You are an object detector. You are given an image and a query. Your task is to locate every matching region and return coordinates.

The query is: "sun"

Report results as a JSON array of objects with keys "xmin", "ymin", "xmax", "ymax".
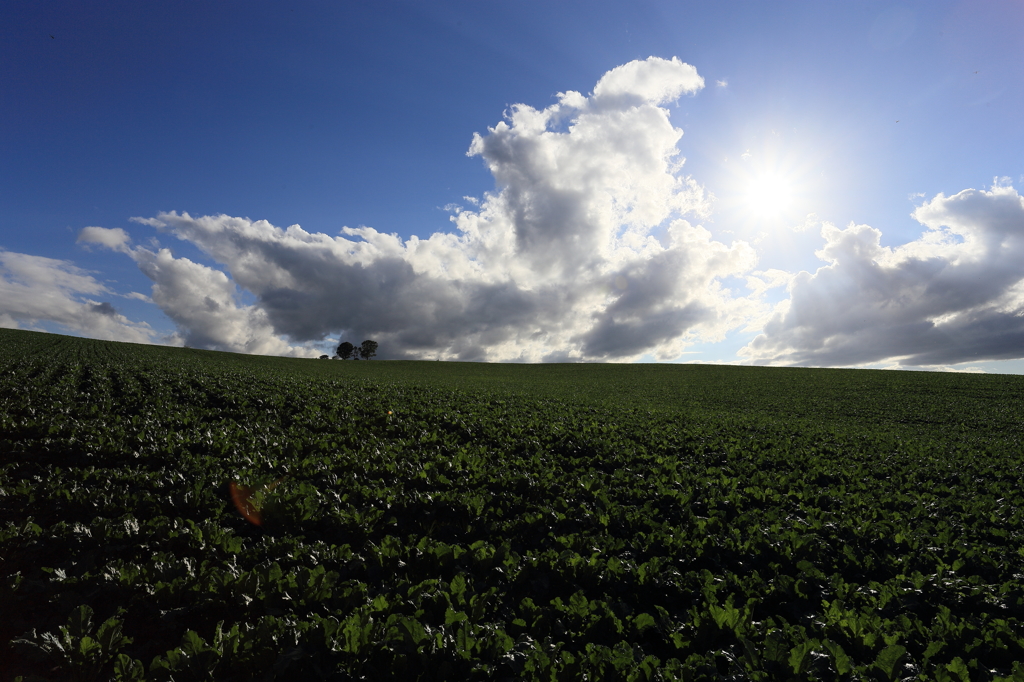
[
  {"xmin": 744, "ymin": 170, "xmax": 795, "ymax": 219},
  {"xmin": 717, "ymin": 141, "xmax": 817, "ymax": 232}
]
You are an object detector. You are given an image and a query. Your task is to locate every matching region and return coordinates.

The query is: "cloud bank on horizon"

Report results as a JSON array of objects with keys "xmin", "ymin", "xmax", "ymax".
[
  {"xmin": 744, "ymin": 182, "xmax": 1024, "ymax": 368},
  {"xmin": 6, "ymin": 56, "xmax": 1024, "ymax": 369}
]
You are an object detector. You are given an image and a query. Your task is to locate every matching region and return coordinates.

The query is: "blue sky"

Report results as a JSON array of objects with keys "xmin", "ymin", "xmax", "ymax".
[{"xmin": 3, "ymin": 1, "xmax": 1024, "ymax": 371}]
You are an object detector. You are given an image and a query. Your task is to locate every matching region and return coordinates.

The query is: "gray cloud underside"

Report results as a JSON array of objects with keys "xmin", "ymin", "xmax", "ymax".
[
  {"xmin": 80, "ymin": 57, "xmax": 759, "ymax": 361},
  {"xmin": 54, "ymin": 55, "xmax": 1024, "ymax": 370},
  {"xmin": 0, "ymin": 250, "xmax": 154, "ymax": 343},
  {"xmin": 742, "ymin": 184, "xmax": 1024, "ymax": 367}
]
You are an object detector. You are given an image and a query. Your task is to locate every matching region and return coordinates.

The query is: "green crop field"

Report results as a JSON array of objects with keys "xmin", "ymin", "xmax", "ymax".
[{"xmin": 1, "ymin": 327, "xmax": 1022, "ymax": 681}]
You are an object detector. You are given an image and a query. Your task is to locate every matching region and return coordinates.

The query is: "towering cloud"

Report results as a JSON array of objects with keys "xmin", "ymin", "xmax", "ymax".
[
  {"xmin": 51, "ymin": 57, "xmax": 1024, "ymax": 371},
  {"xmin": 741, "ymin": 183, "xmax": 1024, "ymax": 367},
  {"xmin": 84, "ymin": 57, "xmax": 758, "ymax": 360}
]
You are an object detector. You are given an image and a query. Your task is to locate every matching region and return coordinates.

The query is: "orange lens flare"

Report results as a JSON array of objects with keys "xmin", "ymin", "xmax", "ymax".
[
  {"xmin": 230, "ymin": 477, "xmax": 284, "ymax": 526},
  {"xmin": 230, "ymin": 481, "xmax": 262, "ymax": 525}
]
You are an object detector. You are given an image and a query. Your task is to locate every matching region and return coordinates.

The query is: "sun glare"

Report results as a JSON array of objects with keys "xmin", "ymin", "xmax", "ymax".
[
  {"xmin": 744, "ymin": 172, "xmax": 794, "ymax": 218},
  {"xmin": 718, "ymin": 142, "xmax": 817, "ymax": 232}
]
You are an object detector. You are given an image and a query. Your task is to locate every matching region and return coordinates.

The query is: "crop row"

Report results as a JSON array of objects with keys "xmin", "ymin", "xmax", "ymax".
[{"xmin": 1, "ymin": 329, "xmax": 1023, "ymax": 680}]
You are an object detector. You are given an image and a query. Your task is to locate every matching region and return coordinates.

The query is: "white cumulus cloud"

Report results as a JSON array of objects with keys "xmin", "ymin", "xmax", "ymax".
[
  {"xmin": 77, "ymin": 226, "xmax": 132, "ymax": 253},
  {"xmin": 79, "ymin": 226, "xmax": 316, "ymax": 356},
  {"xmin": 132, "ymin": 247, "xmax": 312, "ymax": 356},
  {"xmin": 0, "ymin": 250, "xmax": 154, "ymax": 343},
  {"xmin": 590, "ymin": 56, "xmax": 704, "ymax": 106},
  {"xmin": 36, "ymin": 56, "xmax": 1024, "ymax": 372},
  {"xmin": 89, "ymin": 57, "xmax": 762, "ymax": 361},
  {"xmin": 741, "ymin": 183, "xmax": 1024, "ymax": 367}
]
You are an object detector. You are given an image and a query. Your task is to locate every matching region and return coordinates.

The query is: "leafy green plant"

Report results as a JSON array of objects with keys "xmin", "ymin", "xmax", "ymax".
[
  {"xmin": 2, "ymin": 328, "xmax": 1024, "ymax": 680},
  {"xmin": 12, "ymin": 605, "xmax": 132, "ymax": 682}
]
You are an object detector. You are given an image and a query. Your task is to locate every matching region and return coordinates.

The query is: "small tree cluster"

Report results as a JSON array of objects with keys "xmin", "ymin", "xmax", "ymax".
[{"xmin": 336, "ymin": 340, "xmax": 378, "ymax": 360}]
